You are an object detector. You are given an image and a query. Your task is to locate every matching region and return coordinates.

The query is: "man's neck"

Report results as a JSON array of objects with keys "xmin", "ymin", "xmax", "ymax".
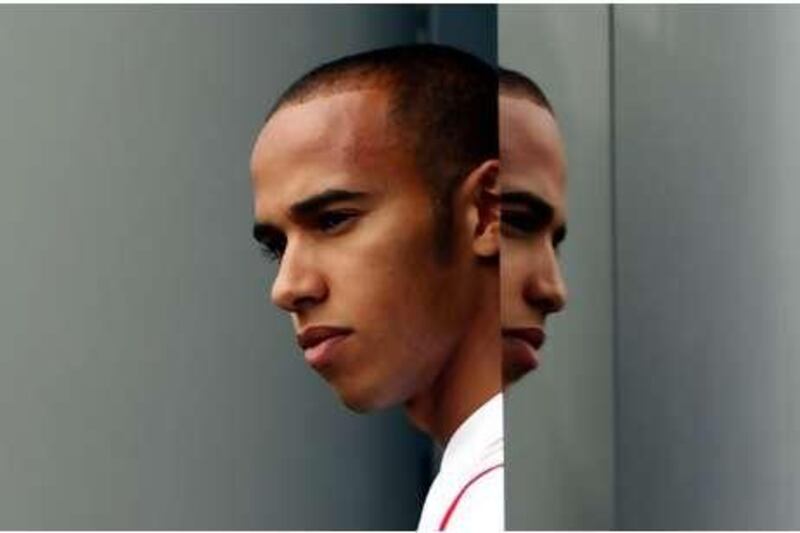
[{"xmin": 403, "ymin": 288, "xmax": 501, "ymax": 447}]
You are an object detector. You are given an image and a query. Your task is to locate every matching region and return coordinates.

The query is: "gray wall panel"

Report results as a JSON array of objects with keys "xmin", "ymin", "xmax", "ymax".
[
  {"xmin": 0, "ymin": 6, "xmax": 429, "ymax": 529},
  {"xmin": 615, "ymin": 6, "xmax": 800, "ymax": 529}
]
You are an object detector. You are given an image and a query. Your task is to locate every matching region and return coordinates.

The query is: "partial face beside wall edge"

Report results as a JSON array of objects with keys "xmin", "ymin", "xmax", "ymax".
[{"xmin": 500, "ymin": 93, "xmax": 569, "ymax": 386}]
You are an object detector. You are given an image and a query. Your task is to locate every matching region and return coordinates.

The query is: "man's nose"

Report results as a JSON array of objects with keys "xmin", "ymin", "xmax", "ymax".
[
  {"xmin": 270, "ymin": 244, "xmax": 327, "ymax": 313},
  {"xmin": 524, "ymin": 248, "xmax": 568, "ymax": 315}
]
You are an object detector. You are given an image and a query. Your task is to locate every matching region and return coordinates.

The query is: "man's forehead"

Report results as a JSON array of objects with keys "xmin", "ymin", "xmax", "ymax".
[
  {"xmin": 500, "ymin": 96, "xmax": 566, "ymax": 218},
  {"xmin": 251, "ymin": 89, "xmax": 413, "ymax": 191},
  {"xmin": 500, "ymin": 97, "xmax": 566, "ymax": 185},
  {"xmin": 501, "ymin": 96, "xmax": 564, "ymax": 160},
  {"xmin": 257, "ymin": 90, "xmax": 394, "ymax": 152},
  {"xmin": 250, "ymin": 89, "xmax": 417, "ymax": 223}
]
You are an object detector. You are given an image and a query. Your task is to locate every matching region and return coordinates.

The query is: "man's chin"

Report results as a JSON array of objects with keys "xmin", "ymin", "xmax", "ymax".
[
  {"xmin": 340, "ymin": 396, "xmax": 374, "ymax": 414},
  {"xmin": 503, "ymin": 361, "xmax": 535, "ymax": 388},
  {"xmin": 333, "ymin": 384, "xmax": 397, "ymax": 414}
]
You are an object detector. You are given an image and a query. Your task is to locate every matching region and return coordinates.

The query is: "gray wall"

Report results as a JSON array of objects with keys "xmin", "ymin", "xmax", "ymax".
[
  {"xmin": 0, "ymin": 6, "xmax": 430, "ymax": 529},
  {"xmin": 614, "ymin": 6, "xmax": 800, "ymax": 529},
  {"xmin": 499, "ymin": 6, "xmax": 615, "ymax": 530}
]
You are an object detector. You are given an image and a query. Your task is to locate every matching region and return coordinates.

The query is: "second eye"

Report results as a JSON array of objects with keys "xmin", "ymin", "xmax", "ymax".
[
  {"xmin": 501, "ymin": 210, "xmax": 541, "ymax": 235},
  {"xmin": 316, "ymin": 210, "xmax": 359, "ymax": 232}
]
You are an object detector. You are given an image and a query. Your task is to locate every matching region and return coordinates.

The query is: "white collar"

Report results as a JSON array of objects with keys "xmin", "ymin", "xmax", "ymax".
[{"xmin": 438, "ymin": 393, "xmax": 504, "ymax": 474}]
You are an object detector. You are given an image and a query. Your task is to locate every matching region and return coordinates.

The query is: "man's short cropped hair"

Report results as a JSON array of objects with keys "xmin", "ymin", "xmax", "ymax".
[
  {"xmin": 266, "ymin": 44, "xmax": 499, "ymax": 256},
  {"xmin": 498, "ymin": 66, "xmax": 554, "ymax": 114}
]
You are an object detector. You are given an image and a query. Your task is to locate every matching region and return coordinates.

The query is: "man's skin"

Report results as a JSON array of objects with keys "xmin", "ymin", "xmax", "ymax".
[
  {"xmin": 250, "ymin": 87, "xmax": 501, "ymax": 445},
  {"xmin": 500, "ymin": 94, "xmax": 568, "ymax": 386}
]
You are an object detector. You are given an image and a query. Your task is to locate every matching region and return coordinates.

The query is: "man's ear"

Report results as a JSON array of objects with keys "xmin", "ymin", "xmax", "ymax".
[{"xmin": 463, "ymin": 159, "xmax": 500, "ymax": 259}]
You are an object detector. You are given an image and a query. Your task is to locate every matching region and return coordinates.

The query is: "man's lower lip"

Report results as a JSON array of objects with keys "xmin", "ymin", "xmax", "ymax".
[
  {"xmin": 503, "ymin": 336, "xmax": 539, "ymax": 373},
  {"xmin": 304, "ymin": 334, "xmax": 350, "ymax": 369}
]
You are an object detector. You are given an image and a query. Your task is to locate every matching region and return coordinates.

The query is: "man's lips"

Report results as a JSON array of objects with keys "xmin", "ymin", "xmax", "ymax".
[
  {"xmin": 502, "ymin": 326, "xmax": 546, "ymax": 350},
  {"xmin": 296, "ymin": 326, "xmax": 352, "ymax": 350},
  {"xmin": 296, "ymin": 326, "xmax": 353, "ymax": 370},
  {"xmin": 502, "ymin": 326, "xmax": 546, "ymax": 379}
]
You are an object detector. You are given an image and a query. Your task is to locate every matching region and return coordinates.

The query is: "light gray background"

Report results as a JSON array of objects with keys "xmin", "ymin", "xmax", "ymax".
[
  {"xmin": 614, "ymin": 6, "xmax": 800, "ymax": 529},
  {"xmin": 499, "ymin": 5, "xmax": 615, "ymax": 530},
  {"xmin": 0, "ymin": 6, "xmax": 431, "ymax": 529}
]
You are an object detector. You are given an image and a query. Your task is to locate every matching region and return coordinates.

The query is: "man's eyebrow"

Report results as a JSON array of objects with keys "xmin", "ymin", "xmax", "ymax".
[
  {"xmin": 501, "ymin": 190, "xmax": 554, "ymax": 220},
  {"xmin": 290, "ymin": 189, "xmax": 368, "ymax": 218},
  {"xmin": 251, "ymin": 189, "xmax": 369, "ymax": 244}
]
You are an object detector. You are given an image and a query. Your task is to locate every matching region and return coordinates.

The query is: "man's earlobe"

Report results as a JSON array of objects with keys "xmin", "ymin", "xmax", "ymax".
[{"xmin": 467, "ymin": 159, "xmax": 500, "ymax": 259}]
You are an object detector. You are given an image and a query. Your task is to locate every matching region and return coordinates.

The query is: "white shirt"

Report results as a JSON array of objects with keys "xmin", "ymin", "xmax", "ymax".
[{"xmin": 417, "ymin": 393, "xmax": 504, "ymax": 531}]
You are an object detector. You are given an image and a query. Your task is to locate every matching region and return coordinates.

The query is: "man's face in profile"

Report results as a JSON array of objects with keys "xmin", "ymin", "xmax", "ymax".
[
  {"xmin": 250, "ymin": 89, "xmax": 476, "ymax": 412},
  {"xmin": 500, "ymin": 95, "xmax": 568, "ymax": 385}
]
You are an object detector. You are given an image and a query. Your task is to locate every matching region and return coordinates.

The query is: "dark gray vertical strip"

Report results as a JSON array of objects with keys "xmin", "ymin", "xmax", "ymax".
[
  {"xmin": 607, "ymin": 4, "xmax": 621, "ymax": 530},
  {"xmin": 416, "ymin": 5, "xmax": 433, "ymax": 44},
  {"xmin": 428, "ymin": 4, "xmax": 498, "ymax": 66}
]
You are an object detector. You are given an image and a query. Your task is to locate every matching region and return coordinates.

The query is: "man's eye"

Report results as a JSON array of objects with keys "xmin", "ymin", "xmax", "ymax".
[
  {"xmin": 258, "ymin": 240, "xmax": 285, "ymax": 263},
  {"xmin": 316, "ymin": 211, "xmax": 357, "ymax": 232},
  {"xmin": 501, "ymin": 210, "xmax": 540, "ymax": 234}
]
